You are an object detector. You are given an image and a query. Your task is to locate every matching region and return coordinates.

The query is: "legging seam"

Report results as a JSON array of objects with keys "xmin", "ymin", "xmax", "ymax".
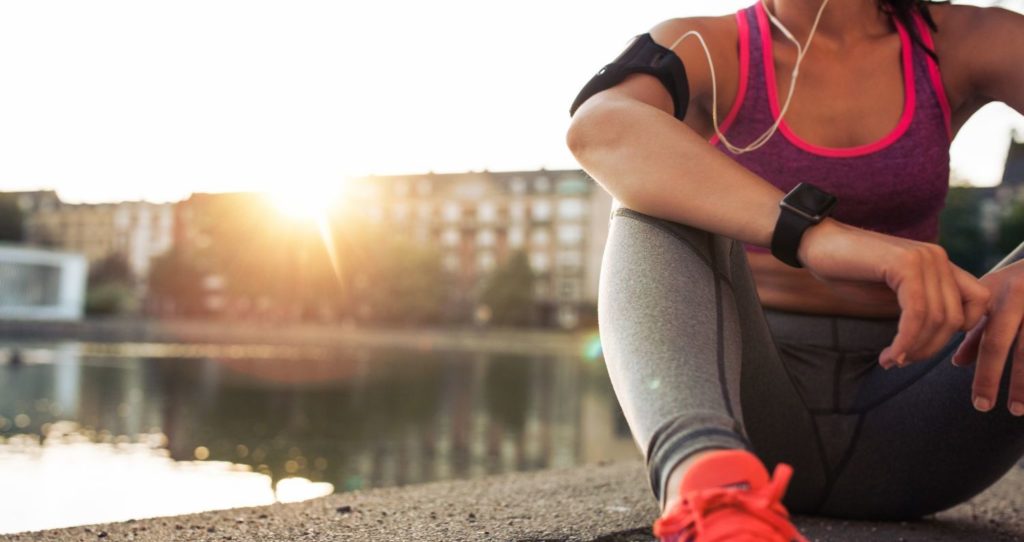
[
  {"xmin": 611, "ymin": 208, "xmax": 735, "ymax": 289},
  {"xmin": 770, "ymin": 346, "xmax": 833, "ymax": 491},
  {"xmin": 710, "ymin": 234, "xmax": 736, "ymax": 419},
  {"xmin": 816, "ymin": 413, "xmax": 867, "ymax": 514}
]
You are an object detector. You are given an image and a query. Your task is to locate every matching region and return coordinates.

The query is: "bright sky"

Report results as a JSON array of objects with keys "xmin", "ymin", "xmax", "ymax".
[{"xmin": 0, "ymin": 0, "xmax": 1021, "ymax": 203}]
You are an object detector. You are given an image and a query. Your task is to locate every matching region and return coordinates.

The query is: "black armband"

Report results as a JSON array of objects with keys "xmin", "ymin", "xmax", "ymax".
[{"xmin": 568, "ymin": 33, "xmax": 690, "ymax": 122}]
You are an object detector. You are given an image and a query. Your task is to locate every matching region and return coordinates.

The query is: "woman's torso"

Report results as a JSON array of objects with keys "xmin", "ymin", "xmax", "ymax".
[{"xmin": 699, "ymin": 2, "xmax": 957, "ymax": 318}]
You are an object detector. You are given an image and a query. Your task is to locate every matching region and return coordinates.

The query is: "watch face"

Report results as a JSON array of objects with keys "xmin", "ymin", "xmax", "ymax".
[{"xmin": 782, "ymin": 183, "xmax": 837, "ymax": 221}]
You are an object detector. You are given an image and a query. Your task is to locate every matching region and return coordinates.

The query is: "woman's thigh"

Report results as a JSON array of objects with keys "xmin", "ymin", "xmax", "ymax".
[{"xmin": 817, "ymin": 332, "xmax": 1024, "ymax": 519}]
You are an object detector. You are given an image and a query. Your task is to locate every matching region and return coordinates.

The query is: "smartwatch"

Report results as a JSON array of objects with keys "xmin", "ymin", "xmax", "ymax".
[{"xmin": 770, "ymin": 182, "xmax": 838, "ymax": 268}]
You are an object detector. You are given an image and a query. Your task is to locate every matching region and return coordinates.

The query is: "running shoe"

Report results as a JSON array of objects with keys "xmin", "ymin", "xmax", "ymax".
[{"xmin": 652, "ymin": 449, "xmax": 807, "ymax": 542}]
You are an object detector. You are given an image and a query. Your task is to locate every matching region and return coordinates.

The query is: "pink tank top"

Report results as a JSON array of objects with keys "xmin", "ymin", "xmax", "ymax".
[{"xmin": 713, "ymin": 3, "xmax": 953, "ymax": 254}]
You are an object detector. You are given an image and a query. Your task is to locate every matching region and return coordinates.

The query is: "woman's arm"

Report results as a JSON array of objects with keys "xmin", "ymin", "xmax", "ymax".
[
  {"xmin": 565, "ymin": 18, "xmax": 786, "ymax": 247},
  {"xmin": 939, "ymin": 5, "xmax": 1024, "ymax": 412},
  {"xmin": 950, "ymin": 6, "xmax": 1024, "ymax": 115},
  {"xmin": 566, "ymin": 16, "xmax": 988, "ymax": 369}
]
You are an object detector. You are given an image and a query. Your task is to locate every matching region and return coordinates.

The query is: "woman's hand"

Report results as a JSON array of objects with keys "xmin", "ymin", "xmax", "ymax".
[
  {"xmin": 952, "ymin": 260, "xmax": 1024, "ymax": 414},
  {"xmin": 797, "ymin": 219, "xmax": 991, "ymax": 369}
]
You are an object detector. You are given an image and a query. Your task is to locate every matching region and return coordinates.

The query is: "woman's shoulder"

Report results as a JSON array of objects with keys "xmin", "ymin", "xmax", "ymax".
[
  {"xmin": 925, "ymin": 3, "xmax": 1023, "ymax": 116},
  {"xmin": 927, "ymin": 2, "xmax": 1022, "ymax": 49},
  {"xmin": 646, "ymin": 13, "xmax": 742, "ymax": 126},
  {"xmin": 647, "ymin": 14, "xmax": 738, "ymax": 54}
]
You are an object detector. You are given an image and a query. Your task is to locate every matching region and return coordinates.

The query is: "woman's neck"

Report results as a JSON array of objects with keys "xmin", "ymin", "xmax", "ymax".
[{"xmin": 766, "ymin": 0, "xmax": 894, "ymax": 47}]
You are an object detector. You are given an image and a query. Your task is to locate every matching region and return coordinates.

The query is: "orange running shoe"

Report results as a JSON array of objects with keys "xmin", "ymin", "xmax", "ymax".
[{"xmin": 652, "ymin": 449, "xmax": 807, "ymax": 542}]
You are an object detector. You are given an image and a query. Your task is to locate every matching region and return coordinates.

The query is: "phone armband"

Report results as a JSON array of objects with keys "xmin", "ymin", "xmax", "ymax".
[{"xmin": 569, "ymin": 32, "xmax": 689, "ymax": 122}]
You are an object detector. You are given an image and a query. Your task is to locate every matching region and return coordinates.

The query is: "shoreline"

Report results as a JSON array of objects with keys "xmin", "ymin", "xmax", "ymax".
[{"xmin": 0, "ymin": 318, "xmax": 595, "ymax": 356}]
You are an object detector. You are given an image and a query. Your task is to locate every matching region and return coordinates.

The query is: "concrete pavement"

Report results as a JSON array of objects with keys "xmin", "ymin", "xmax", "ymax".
[{"xmin": 5, "ymin": 460, "xmax": 1024, "ymax": 541}]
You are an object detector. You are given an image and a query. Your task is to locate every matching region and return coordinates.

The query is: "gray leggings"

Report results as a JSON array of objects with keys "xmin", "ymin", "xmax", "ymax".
[{"xmin": 599, "ymin": 207, "xmax": 1024, "ymax": 520}]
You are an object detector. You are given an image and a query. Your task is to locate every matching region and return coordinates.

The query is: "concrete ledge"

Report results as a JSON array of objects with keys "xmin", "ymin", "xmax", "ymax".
[{"xmin": 6, "ymin": 461, "xmax": 1024, "ymax": 541}]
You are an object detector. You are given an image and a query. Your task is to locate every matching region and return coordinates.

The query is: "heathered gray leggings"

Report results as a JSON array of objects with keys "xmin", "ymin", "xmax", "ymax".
[{"xmin": 599, "ymin": 206, "xmax": 1024, "ymax": 520}]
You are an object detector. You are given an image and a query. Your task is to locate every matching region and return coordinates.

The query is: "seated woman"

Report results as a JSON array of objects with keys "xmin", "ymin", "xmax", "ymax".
[{"xmin": 565, "ymin": 0, "xmax": 1024, "ymax": 540}]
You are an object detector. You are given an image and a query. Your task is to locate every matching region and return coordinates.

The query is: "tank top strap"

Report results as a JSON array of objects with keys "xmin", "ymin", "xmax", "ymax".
[
  {"xmin": 710, "ymin": 4, "xmax": 778, "ymax": 148},
  {"xmin": 908, "ymin": 10, "xmax": 953, "ymax": 138}
]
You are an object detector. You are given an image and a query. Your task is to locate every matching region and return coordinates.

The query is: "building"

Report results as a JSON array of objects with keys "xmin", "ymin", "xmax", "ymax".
[
  {"xmin": 0, "ymin": 245, "xmax": 88, "ymax": 320},
  {"xmin": 25, "ymin": 201, "xmax": 175, "ymax": 285},
  {"xmin": 5, "ymin": 190, "xmax": 62, "ymax": 215},
  {"xmin": 345, "ymin": 169, "xmax": 613, "ymax": 329}
]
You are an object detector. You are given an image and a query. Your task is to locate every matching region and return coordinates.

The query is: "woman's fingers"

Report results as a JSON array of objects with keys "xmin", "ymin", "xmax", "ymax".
[
  {"xmin": 952, "ymin": 265, "xmax": 991, "ymax": 331},
  {"xmin": 972, "ymin": 281, "xmax": 1024, "ymax": 412},
  {"xmin": 1007, "ymin": 318, "xmax": 1024, "ymax": 416},
  {"xmin": 884, "ymin": 246, "xmax": 970, "ymax": 367},
  {"xmin": 952, "ymin": 315, "xmax": 987, "ymax": 366},
  {"xmin": 881, "ymin": 254, "xmax": 927, "ymax": 368},
  {"xmin": 909, "ymin": 247, "xmax": 967, "ymax": 363}
]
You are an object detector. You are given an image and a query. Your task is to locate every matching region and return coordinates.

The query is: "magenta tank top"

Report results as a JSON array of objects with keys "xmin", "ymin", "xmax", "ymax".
[{"xmin": 713, "ymin": 3, "xmax": 953, "ymax": 254}]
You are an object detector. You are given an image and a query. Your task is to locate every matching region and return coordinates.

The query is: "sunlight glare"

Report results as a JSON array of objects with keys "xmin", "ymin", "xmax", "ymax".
[{"xmin": 266, "ymin": 180, "xmax": 343, "ymax": 221}]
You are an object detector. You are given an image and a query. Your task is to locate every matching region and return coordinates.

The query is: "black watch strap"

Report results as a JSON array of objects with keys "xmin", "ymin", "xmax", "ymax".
[
  {"xmin": 770, "ymin": 183, "xmax": 838, "ymax": 268},
  {"xmin": 770, "ymin": 208, "xmax": 813, "ymax": 268}
]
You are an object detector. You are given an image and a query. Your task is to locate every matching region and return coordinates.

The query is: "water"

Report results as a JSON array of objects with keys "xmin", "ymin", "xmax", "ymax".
[{"xmin": 0, "ymin": 340, "xmax": 638, "ymax": 534}]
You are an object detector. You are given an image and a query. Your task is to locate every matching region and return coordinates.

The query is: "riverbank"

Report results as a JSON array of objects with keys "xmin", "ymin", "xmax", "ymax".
[
  {"xmin": 0, "ymin": 318, "xmax": 592, "ymax": 356},
  {"xmin": 6, "ymin": 460, "xmax": 1024, "ymax": 541}
]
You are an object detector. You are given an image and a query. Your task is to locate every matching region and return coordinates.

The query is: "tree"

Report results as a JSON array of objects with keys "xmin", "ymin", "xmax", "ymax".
[
  {"xmin": 479, "ymin": 250, "xmax": 536, "ymax": 326},
  {"xmin": 998, "ymin": 201, "xmax": 1024, "ymax": 264},
  {"xmin": 88, "ymin": 253, "xmax": 134, "ymax": 287},
  {"xmin": 348, "ymin": 235, "xmax": 448, "ymax": 325},
  {"xmin": 0, "ymin": 195, "xmax": 24, "ymax": 242},
  {"xmin": 939, "ymin": 187, "xmax": 988, "ymax": 276},
  {"xmin": 148, "ymin": 248, "xmax": 207, "ymax": 316},
  {"xmin": 85, "ymin": 253, "xmax": 137, "ymax": 316}
]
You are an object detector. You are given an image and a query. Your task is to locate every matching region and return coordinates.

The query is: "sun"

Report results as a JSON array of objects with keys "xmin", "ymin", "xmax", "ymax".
[{"xmin": 266, "ymin": 181, "xmax": 342, "ymax": 221}]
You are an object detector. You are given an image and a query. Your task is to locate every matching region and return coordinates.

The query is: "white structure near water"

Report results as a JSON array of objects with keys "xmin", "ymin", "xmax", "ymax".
[{"xmin": 0, "ymin": 245, "xmax": 87, "ymax": 320}]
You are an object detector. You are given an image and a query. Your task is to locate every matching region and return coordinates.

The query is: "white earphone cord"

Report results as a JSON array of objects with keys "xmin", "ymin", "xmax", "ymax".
[{"xmin": 668, "ymin": 0, "xmax": 831, "ymax": 155}]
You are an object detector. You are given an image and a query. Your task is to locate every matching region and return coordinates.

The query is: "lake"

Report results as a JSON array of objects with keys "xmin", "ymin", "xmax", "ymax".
[{"xmin": 0, "ymin": 339, "xmax": 639, "ymax": 534}]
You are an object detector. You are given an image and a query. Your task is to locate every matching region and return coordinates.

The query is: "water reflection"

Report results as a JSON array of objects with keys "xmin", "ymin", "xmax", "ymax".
[{"xmin": 0, "ymin": 341, "xmax": 636, "ymax": 533}]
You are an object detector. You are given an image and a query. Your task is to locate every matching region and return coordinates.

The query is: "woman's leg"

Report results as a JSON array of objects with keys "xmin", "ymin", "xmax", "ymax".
[
  {"xmin": 598, "ymin": 206, "xmax": 821, "ymax": 510},
  {"xmin": 807, "ymin": 242, "xmax": 1024, "ymax": 519}
]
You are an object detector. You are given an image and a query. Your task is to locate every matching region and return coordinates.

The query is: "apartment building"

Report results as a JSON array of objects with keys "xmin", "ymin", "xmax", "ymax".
[
  {"xmin": 25, "ymin": 201, "xmax": 175, "ymax": 284},
  {"xmin": 345, "ymin": 169, "xmax": 613, "ymax": 329}
]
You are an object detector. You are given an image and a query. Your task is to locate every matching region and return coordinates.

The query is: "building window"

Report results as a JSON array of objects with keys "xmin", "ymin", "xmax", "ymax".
[
  {"xmin": 558, "ymin": 279, "xmax": 580, "ymax": 301},
  {"xmin": 418, "ymin": 203, "xmax": 433, "ymax": 220},
  {"xmin": 395, "ymin": 179, "xmax": 409, "ymax": 197},
  {"xmin": 442, "ymin": 228, "xmax": 460, "ymax": 247},
  {"xmin": 530, "ymin": 228, "xmax": 550, "ymax": 246},
  {"xmin": 510, "ymin": 177, "xmax": 527, "ymax": 195},
  {"xmin": 478, "ymin": 251, "xmax": 496, "ymax": 272},
  {"xmin": 508, "ymin": 227, "xmax": 525, "ymax": 248},
  {"xmin": 443, "ymin": 253, "xmax": 459, "ymax": 272},
  {"xmin": 530, "ymin": 251, "xmax": 550, "ymax": 272},
  {"xmin": 443, "ymin": 202, "xmax": 461, "ymax": 222},
  {"xmin": 557, "ymin": 224, "xmax": 583, "ymax": 245},
  {"xmin": 367, "ymin": 206, "xmax": 383, "ymax": 223},
  {"xmin": 557, "ymin": 198, "xmax": 585, "ymax": 220},
  {"xmin": 509, "ymin": 201, "xmax": 527, "ymax": 222},
  {"xmin": 534, "ymin": 175, "xmax": 551, "ymax": 193},
  {"xmin": 556, "ymin": 176, "xmax": 590, "ymax": 195},
  {"xmin": 416, "ymin": 178, "xmax": 432, "ymax": 196},
  {"xmin": 478, "ymin": 202, "xmax": 497, "ymax": 223},
  {"xmin": 556, "ymin": 250, "xmax": 583, "ymax": 268},
  {"xmin": 477, "ymin": 229, "xmax": 496, "ymax": 247},
  {"xmin": 531, "ymin": 200, "xmax": 552, "ymax": 221}
]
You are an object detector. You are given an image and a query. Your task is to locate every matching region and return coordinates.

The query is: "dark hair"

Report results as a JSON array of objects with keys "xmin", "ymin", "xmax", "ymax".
[{"xmin": 878, "ymin": 0, "xmax": 949, "ymax": 61}]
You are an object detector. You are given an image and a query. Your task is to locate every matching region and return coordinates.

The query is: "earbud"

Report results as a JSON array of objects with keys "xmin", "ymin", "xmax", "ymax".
[{"xmin": 668, "ymin": 0, "xmax": 831, "ymax": 155}]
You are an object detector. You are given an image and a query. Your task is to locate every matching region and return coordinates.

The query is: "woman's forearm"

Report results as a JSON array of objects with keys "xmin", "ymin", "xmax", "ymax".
[{"xmin": 566, "ymin": 96, "xmax": 786, "ymax": 248}]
